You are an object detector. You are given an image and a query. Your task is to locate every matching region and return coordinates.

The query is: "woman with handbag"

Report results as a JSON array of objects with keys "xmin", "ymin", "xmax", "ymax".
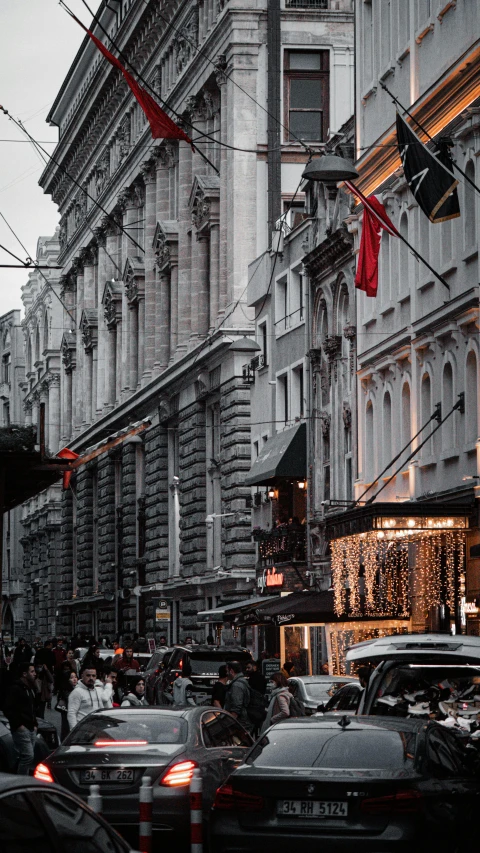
[{"xmin": 56, "ymin": 670, "xmax": 78, "ymax": 741}]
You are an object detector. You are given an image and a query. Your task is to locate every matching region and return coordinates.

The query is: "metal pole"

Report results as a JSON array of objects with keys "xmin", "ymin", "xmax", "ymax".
[
  {"xmin": 190, "ymin": 768, "xmax": 203, "ymax": 853},
  {"xmin": 87, "ymin": 784, "xmax": 102, "ymax": 814},
  {"xmin": 139, "ymin": 776, "xmax": 153, "ymax": 853}
]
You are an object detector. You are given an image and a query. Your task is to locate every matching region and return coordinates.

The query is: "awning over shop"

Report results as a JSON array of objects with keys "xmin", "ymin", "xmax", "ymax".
[
  {"xmin": 243, "ymin": 422, "xmax": 306, "ymax": 487},
  {"xmin": 235, "ymin": 590, "xmax": 337, "ymax": 626},
  {"xmin": 197, "ymin": 594, "xmax": 281, "ymax": 624},
  {"xmin": 324, "ymin": 499, "xmax": 474, "ymax": 541}
]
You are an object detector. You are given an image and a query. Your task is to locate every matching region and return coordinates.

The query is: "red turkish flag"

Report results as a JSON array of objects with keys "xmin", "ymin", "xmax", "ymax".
[
  {"xmin": 345, "ymin": 182, "xmax": 399, "ymax": 298},
  {"xmin": 74, "ymin": 15, "xmax": 193, "ymax": 148},
  {"xmin": 57, "ymin": 446, "xmax": 79, "ymax": 490}
]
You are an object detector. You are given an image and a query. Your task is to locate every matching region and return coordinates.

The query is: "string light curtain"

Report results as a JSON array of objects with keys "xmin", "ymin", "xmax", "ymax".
[{"xmin": 331, "ymin": 529, "xmax": 465, "ymax": 619}]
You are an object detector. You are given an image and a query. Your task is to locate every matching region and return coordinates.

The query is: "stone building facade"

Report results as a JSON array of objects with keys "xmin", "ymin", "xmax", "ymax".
[
  {"xmin": 20, "ymin": 233, "xmax": 64, "ymax": 640},
  {"xmin": 0, "ymin": 310, "xmax": 26, "ymax": 639},
  {"xmin": 29, "ymin": 0, "xmax": 352, "ymax": 643},
  {"xmin": 322, "ymin": 0, "xmax": 480, "ymax": 638}
]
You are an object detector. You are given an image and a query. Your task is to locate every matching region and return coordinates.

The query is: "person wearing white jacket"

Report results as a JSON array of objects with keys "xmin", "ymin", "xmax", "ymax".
[{"xmin": 67, "ymin": 667, "xmax": 113, "ymax": 731}]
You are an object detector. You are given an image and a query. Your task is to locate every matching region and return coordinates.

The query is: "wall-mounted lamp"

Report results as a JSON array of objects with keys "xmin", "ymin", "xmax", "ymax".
[
  {"xmin": 267, "ymin": 488, "xmax": 277, "ymax": 500},
  {"xmin": 297, "ymin": 481, "xmax": 306, "ymax": 490}
]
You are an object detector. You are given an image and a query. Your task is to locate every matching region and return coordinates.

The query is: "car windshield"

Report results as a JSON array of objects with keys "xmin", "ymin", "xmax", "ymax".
[
  {"xmin": 145, "ymin": 652, "xmax": 163, "ymax": 672},
  {"xmin": 303, "ymin": 682, "xmax": 350, "ymax": 700},
  {"xmin": 248, "ymin": 727, "xmax": 417, "ymax": 770},
  {"xmin": 64, "ymin": 713, "xmax": 188, "ymax": 746},
  {"xmin": 371, "ymin": 664, "xmax": 480, "ymax": 718},
  {"xmin": 189, "ymin": 654, "xmax": 251, "ymax": 676}
]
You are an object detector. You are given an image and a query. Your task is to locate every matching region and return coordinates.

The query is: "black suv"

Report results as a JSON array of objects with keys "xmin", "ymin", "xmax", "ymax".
[{"xmin": 155, "ymin": 645, "xmax": 252, "ymax": 705}]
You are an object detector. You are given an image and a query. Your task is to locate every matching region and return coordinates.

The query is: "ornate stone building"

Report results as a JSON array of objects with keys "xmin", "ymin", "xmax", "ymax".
[
  {"xmin": 29, "ymin": 0, "xmax": 350, "ymax": 643},
  {"xmin": 0, "ymin": 310, "xmax": 26, "ymax": 639},
  {"xmin": 20, "ymin": 233, "xmax": 64, "ymax": 640}
]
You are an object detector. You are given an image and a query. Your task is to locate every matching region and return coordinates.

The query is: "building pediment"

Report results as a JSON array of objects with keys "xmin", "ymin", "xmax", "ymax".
[
  {"xmin": 80, "ymin": 309, "xmax": 98, "ymax": 351},
  {"xmin": 153, "ymin": 221, "xmax": 178, "ymax": 271},
  {"xmin": 102, "ymin": 281, "xmax": 123, "ymax": 328},
  {"xmin": 123, "ymin": 257, "xmax": 145, "ymax": 303},
  {"xmin": 189, "ymin": 175, "xmax": 220, "ymax": 233}
]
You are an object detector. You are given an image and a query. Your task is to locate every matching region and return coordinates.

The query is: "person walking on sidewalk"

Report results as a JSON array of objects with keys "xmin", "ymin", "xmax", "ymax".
[
  {"xmin": 67, "ymin": 667, "xmax": 113, "ymax": 731},
  {"xmin": 3, "ymin": 662, "xmax": 38, "ymax": 774},
  {"xmin": 224, "ymin": 662, "xmax": 253, "ymax": 732}
]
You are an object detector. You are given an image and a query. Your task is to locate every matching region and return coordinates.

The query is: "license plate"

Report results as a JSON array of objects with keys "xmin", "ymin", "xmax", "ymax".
[
  {"xmin": 80, "ymin": 768, "xmax": 135, "ymax": 784},
  {"xmin": 278, "ymin": 800, "xmax": 347, "ymax": 818}
]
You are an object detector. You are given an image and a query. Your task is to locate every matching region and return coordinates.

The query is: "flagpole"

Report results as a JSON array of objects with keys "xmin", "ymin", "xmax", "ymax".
[
  {"xmin": 68, "ymin": 0, "xmax": 219, "ymax": 175},
  {"xmin": 347, "ymin": 181, "xmax": 451, "ymax": 294},
  {"xmin": 379, "ymin": 80, "xmax": 480, "ymax": 197}
]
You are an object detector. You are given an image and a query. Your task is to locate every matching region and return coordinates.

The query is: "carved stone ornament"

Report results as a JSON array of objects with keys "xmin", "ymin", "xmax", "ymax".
[
  {"xmin": 342, "ymin": 402, "xmax": 352, "ymax": 430},
  {"xmin": 153, "ymin": 221, "xmax": 178, "ymax": 271},
  {"xmin": 61, "ymin": 332, "xmax": 76, "ymax": 373},
  {"xmin": 80, "ymin": 310, "xmax": 98, "ymax": 352},
  {"xmin": 324, "ymin": 335, "xmax": 342, "ymax": 363},
  {"xmin": 117, "ymin": 115, "xmax": 131, "ymax": 163},
  {"xmin": 140, "ymin": 158, "xmax": 156, "ymax": 185},
  {"xmin": 132, "ymin": 181, "xmax": 145, "ymax": 209},
  {"xmin": 174, "ymin": 9, "xmax": 198, "ymax": 75},
  {"xmin": 58, "ymin": 220, "xmax": 67, "ymax": 251},
  {"xmin": 343, "ymin": 324, "xmax": 356, "ymax": 343},
  {"xmin": 213, "ymin": 53, "xmax": 227, "ymax": 85},
  {"xmin": 320, "ymin": 411, "xmax": 331, "ymax": 436},
  {"xmin": 92, "ymin": 226, "xmax": 107, "ymax": 248},
  {"xmin": 123, "ymin": 257, "xmax": 145, "ymax": 304},
  {"xmin": 158, "ymin": 398, "xmax": 170, "ymax": 424},
  {"xmin": 116, "ymin": 187, "xmax": 132, "ymax": 212},
  {"xmin": 308, "ymin": 348, "xmax": 322, "ymax": 372},
  {"xmin": 189, "ymin": 175, "xmax": 220, "ymax": 234},
  {"xmin": 102, "ymin": 282, "xmax": 123, "ymax": 328},
  {"xmin": 95, "ymin": 149, "xmax": 110, "ymax": 197}
]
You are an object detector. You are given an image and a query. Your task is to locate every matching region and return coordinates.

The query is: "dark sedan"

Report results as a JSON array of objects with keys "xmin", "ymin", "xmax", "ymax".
[
  {"xmin": 210, "ymin": 716, "xmax": 479, "ymax": 853},
  {"xmin": 0, "ymin": 771, "xmax": 137, "ymax": 852},
  {"xmin": 35, "ymin": 705, "xmax": 253, "ymax": 849}
]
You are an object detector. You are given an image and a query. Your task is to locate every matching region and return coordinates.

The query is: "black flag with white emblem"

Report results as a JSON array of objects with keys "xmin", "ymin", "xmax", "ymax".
[{"xmin": 396, "ymin": 111, "xmax": 460, "ymax": 223}]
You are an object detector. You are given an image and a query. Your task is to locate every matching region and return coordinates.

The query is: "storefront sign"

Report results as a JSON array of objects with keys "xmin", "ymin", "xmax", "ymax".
[
  {"xmin": 262, "ymin": 658, "xmax": 280, "ymax": 679},
  {"xmin": 257, "ymin": 567, "xmax": 284, "ymax": 592},
  {"xmin": 156, "ymin": 599, "xmax": 171, "ymax": 623}
]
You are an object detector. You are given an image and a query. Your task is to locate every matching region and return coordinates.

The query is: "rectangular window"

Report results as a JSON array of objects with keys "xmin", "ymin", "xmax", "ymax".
[
  {"xmin": 292, "ymin": 365, "xmax": 304, "ymax": 420},
  {"xmin": 92, "ymin": 469, "xmax": 99, "ymax": 594},
  {"xmin": 277, "ymin": 374, "xmax": 289, "ymax": 424},
  {"xmin": 290, "ymin": 268, "xmax": 304, "ymax": 325},
  {"xmin": 283, "ymin": 197, "xmax": 307, "ymax": 231},
  {"xmin": 275, "ymin": 276, "xmax": 288, "ymax": 333},
  {"xmin": 258, "ymin": 321, "xmax": 268, "ymax": 367},
  {"xmin": 2, "ymin": 354, "xmax": 11, "ymax": 384},
  {"xmin": 284, "ymin": 50, "xmax": 329, "ymax": 143}
]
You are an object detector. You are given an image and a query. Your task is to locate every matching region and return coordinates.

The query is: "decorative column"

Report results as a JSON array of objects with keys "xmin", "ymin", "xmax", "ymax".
[
  {"xmin": 190, "ymin": 179, "xmax": 220, "ymax": 335},
  {"xmin": 73, "ymin": 257, "xmax": 85, "ymax": 430},
  {"xmin": 117, "ymin": 188, "xmax": 133, "ymax": 397},
  {"xmin": 194, "ymin": 235, "xmax": 209, "ymax": 337},
  {"xmin": 140, "ymin": 158, "xmax": 157, "ymax": 383},
  {"xmin": 23, "ymin": 399, "xmax": 32, "ymax": 427},
  {"xmin": 61, "ymin": 333, "xmax": 76, "ymax": 441},
  {"xmin": 177, "ymin": 135, "xmax": 193, "ymax": 354},
  {"xmin": 153, "ymin": 222, "xmax": 178, "ymax": 369},
  {"xmin": 93, "ymin": 226, "xmax": 107, "ymax": 415},
  {"xmin": 80, "ymin": 311, "xmax": 98, "ymax": 427},
  {"xmin": 47, "ymin": 374, "xmax": 60, "ymax": 455},
  {"xmin": 209, "ymin": 223, "xmax": 220, "ymax": 330},
  {"xmin": 214, "ymin": 55, "xmax": 228, "ymax": 316},
  {"xmin": 103, "ymin": 284, "xmax": 122, "ymax": 410},
  {"xmin": 169, "ymin": 260, "xmax": 178, "ymax": 361}
]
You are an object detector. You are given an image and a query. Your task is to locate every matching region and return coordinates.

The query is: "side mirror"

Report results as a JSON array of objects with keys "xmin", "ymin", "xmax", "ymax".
[{"xmin": 317, "ymin": 703, "xmax": 326, "ymax": 713}]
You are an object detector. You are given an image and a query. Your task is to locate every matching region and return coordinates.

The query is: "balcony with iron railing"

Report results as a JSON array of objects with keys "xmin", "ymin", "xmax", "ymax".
[{"xmin": 253, "ymin": 525, "xmax": 306, "ymax": 566}]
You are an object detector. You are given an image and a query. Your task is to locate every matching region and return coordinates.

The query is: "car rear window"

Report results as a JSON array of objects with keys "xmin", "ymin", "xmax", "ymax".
[
  {"xmin": 248, "ymin": 728, "xmax": 416, "ymax": 770},
  {"xmin": 303, "ymin": 682, "xmax": 350, "ymax": 700},
  {"xmin": 189, "ymin": 654, "xmax": 251, "ymax": 676},
  {"xmin": 64, "ymin": 713, "xmax": 188, "ymax": 746}
]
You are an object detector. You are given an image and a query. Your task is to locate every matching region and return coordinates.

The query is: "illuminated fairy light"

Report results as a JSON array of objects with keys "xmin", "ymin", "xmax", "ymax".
[{"xmin": 331, "ymin": 525, "xmax": 466, "ymax": 619}]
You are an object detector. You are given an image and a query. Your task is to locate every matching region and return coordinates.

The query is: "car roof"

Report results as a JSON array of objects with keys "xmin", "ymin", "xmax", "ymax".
[
  {"xmin": 290, "ymin": 675, "xmax": 358, "ymax": 683},
  {"xmin": 346, "ymin": 633, "xmax": 480, "ymax": 664},
  {"xmin": 173, "ymin": 645, "xmax": 251, "ymax": 655},
  {"xmin": 271, "ymin": 715, "xmax": 427, "ymax": 733},
  {"xmin": 85, "ymin": 705, "xmax": 218, "ymax": 720}
]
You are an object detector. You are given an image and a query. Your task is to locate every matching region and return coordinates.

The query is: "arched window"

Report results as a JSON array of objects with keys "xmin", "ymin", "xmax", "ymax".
[
  {"xmin": 421, "ymin": 373, "xmax": 432, "ymax": 456},
  {"xmin": 399, "ymin": 213, "xmax": 408, "ymax": 293},
  {"xmin": 43, "ymin": 311, "xmax": 49, "ymax": 353},
  {"xmin": 465, "ymin": 161, "xmax": 476, "ymax": 249},
  {"xmin": 380, "ymin": 231, "xmax": 390, "ymax": 300},
  {"xmin": 466, "ymin": 350, "xmax": 478, "ymax": 444},
  {"xmin": 26, "ymin": 336, "xmax": 32, "ymax": 374},
  {"xmin": 401, "ymin": 382, "xmax": 411, "ymax": 450},
  {"xmin": 320, "ymin": 301, "xmax": 328, "ymax": 345},
  {"xmin": 365, "ymin": 400, "xmax": 374, "ymax": 481},
  {"xmin": 442, "ymin": 362, "xmax": 454, "ymax": 449},
  {"xmin": 383, "ymin": 391, "xmax": 392, "ymax": 469},
  {"xmin": 34, "ymin": 326, "xmax": 40, "ymax": 365}
]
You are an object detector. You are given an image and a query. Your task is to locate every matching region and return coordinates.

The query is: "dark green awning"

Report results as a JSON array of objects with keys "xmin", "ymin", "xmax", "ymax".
[{"xmin": 243, "ymin": 422, "xmax": 306, "ymax": 487}]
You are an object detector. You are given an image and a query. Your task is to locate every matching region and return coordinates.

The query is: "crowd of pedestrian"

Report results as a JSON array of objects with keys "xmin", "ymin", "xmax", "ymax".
[{"xmin": 0, "ymin": 633, "xmax": 151, "ymax": 775}]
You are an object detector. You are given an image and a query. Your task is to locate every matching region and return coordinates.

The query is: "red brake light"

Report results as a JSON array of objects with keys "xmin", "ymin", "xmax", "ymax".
[
  {"xmin": 213, "ymin": 783, "xmax": 264, "ymax": 812},
  {"xmin": 161, "ymin": 760, "xmax": 197, "ymax": 787},
  {"xmin": 34, "ymin": 763, "xmax": 54, "ymax": 783},
  {"xmin": 94, "ymin": 740, "xmax": 148, "ymax": 747},
  {"xmin": 361, "ymin": 790, "xmax": 423, "ymax": 815}
]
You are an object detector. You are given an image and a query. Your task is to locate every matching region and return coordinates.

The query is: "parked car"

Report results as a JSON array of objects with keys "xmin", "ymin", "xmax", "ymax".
[
  {"xmin": 347, "ymin": 633, "xmax": 480, "ymax": 719},
  {"xmin": 144, "ymin": 648, "xmax": 173, "ymax": 704},
  {"xmin": 210, "ymin": 715, "xmax": 479, "ymax": 852},
  {"xmin": 0, "ymin": 711, "xmax": 58, "ymax": 773},
  {"xmin": 287, "ymin": 676, "xmax": 358, "ymax": 714},
  {"xmin": 35, "ymin": 705, "xmax": 253, "ymax": 849},
  {"xmin": 0, "ymin": 771, "xmax": 138, "ymax": 852},
  {"xmin": 315, "ymin": 682, "xmax": 363, "ymax": 716},
  {"xmin": 156, "ymin": 646, "xmax": 252, "ymax": 706}
]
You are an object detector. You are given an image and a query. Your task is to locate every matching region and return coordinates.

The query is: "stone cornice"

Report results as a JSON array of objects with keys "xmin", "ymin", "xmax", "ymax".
[{"xmin": 303, "ymin": 225, "xmax": 354, "ymax": 280}]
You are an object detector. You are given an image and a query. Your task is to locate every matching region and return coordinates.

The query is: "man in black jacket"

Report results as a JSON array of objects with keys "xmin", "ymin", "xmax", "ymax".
[{"xmin": 4, "ymin": 662, "xmax": 38, "ymax": 774}]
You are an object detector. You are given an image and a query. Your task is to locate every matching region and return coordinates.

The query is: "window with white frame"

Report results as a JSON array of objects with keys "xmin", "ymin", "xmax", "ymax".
[
  {"xmin": 290, "ymin": 267, "xmax": 304, "ymax": 326},
  {"xmin": 291, "ymin": 364, "xmax": 305, "ymax": 420},
  {"xmin": 283, "ymin": 50, "xmax": 329, "ymax": 143},
  {"xmin": 277, "ymin": 374, "xmax": 289, "ymax": 425},
  {"xmin": 257, "ymin": 320, "xmax": 268, "ymax": 368},
  {"xmin": 275, "ymin": 275, "xmax": 288, "ymax": 333}
]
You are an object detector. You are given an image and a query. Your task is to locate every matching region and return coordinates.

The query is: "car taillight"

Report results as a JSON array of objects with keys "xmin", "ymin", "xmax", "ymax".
[
  {"xmin": 213, "ymin": 783, "xmax": 264, "ymax": 812},
  {"xmin": 160, "ymin": 760, "xmax": 197, "ymax": 787},
  {"xmin": 34, "ymin": 763, "xmax": 54, "ymax": 783},
  {"xmin": 361, "ymin": 789, "xmax": 423, "ymax": 815}
]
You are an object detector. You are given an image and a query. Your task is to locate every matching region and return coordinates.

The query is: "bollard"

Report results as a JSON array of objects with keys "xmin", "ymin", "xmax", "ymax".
[
  {"xmin": 139, "ymin": 776, "xmax": 153, "ymax": 853},
  {"xmin": 190, "ymin": 767, "xmax": 203, "ymax": 853},
  {"xmin": 87, "ymin": 784, "xmax": 102, "ymax": 815}
]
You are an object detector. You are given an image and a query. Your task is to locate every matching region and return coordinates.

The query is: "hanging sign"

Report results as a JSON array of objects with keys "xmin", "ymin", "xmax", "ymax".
[{"xmin": 257, "ymin": 567, "xmax": 284, "ymax": 592}]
